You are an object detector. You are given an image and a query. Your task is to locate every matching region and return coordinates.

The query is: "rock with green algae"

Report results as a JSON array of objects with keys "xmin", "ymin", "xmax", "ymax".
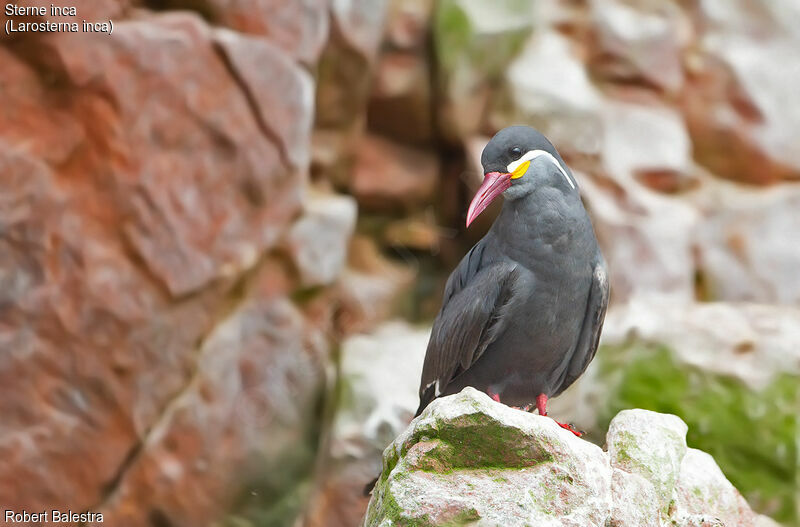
[
  {"xmin": 589, "ymin": 299, "xmax": 800, "ymax": 525},
  {"xmin": 364, "ymin": 388, "xmax": 780, "ymax": 527},
  {"xmin": 432, "ymin": 0, "xmax": 534, "ymax": 140},
  {"xmin": 607, "ymin": 410, "xmax": 688, "ymax": 514}
]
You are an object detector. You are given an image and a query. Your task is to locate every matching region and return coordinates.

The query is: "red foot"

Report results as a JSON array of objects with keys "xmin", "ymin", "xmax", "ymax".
[
  {"xmin": 556, "ymin": 421, "xmax": 583, "ymax": 437},
  {"xmin": 537, "ymin": 393, "xmax": 582, "ymax": 436},
  {"xmin": 490, "ymin": 391, "xmax": 579, "ymax": 434}
]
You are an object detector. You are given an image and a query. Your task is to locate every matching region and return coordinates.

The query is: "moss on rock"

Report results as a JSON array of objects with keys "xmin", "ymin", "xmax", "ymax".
[
  {"xmin": 404, "ymin": 412, "xmax": 554, "ymax": 472},
  {"xmin": 432, "ymin": 0, "xmax": 534, "ymax": 139},
  {"xmin": 433, "ymin": 0, "xmax": 533, "ymax": 79}
]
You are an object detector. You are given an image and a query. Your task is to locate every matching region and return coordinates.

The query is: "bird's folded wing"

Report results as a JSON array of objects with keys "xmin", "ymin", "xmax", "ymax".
[
  {"xmin": 417, "ymin": 250, "xmax": 520, "ymax": 414},
  {"xmin": 556, "ymin": 260, "xmax": 609, "ymax": 395}
]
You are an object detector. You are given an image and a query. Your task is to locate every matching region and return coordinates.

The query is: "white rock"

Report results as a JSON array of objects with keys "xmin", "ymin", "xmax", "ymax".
[
  {"xmin": 610, "ymin": 468, "xmax": 662, "ymax": 527},
  {"xmin": 286, "ymin": 191, "xmax": 357, "ymax": 287},
  {"xmin": 575, "ymin": 102, "xmax": 700, "ymax": 303},
  {"xmin": 331, "ymin": 321, "xmax": 429, "ymax": 461},
  {"xmin": 367, "ymin": 387, "xmax": 612, "ymax": 527},
  {"xmin": 692, "ymin": 181, "xmax": 800, "ymax": 305},
  {"xmin": 601, "ymin": 101, "xmax": 692, "ymax": 184},
  {"xmin": 501, "ymin": 30, "xmax": 603, "ymax": 155},
  {"xmin": 365, "ymin": 388, "xmax": 774, "ymax": 526},
  {"xmin": 579, "ymin": 173, "xmax": 699, "ymax": 304},
  {"xmin": 606, "ymin": 409, "xmax": 688, "ymax": 512},
  {"xmin": 673, "ymin": 448, "xmax": 756, "ymax": 527},
  {"xmin": 448, "ymin": 0, "xmax": 533, "ymax": 34},
  {"xmin": 331, "ymin": 0, "xmax": 390, "ymax": 60}
]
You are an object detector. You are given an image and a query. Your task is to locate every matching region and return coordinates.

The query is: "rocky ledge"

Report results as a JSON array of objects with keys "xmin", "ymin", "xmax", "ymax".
[{"xmin": 364, "ymin": 387, "xmax": 778, "ymax": 527}]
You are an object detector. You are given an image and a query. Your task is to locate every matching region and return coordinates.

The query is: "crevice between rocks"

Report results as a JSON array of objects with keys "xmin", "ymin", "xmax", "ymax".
[
  {"xmin": 83, "ymin": 250, "xmax": 278, "ymax": 518},
  {"xmin": 211, "ymin": 40, "xmax": 294, "ymax": 171},
  {"xmin": 85, "ymin": 318, "xmax": 221, "ymax": 516}
]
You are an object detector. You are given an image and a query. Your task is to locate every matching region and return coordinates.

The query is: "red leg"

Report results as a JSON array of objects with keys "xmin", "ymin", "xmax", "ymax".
[
  {"xmin": 536, "ymin": 393, "xmax": 548, "ymax": 416},
  {"xmin": 487, "ymin": 388, "xmax": 501, "ymax": 403},
  {"xmin": 536, "ymin": 393, "xmax": 582, "ymax": 437}
]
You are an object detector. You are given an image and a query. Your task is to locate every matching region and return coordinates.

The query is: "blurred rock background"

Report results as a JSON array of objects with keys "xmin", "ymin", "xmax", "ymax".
[{"xmin": 0, "ymin": 0, "xmax": 797, "ymax": 526}]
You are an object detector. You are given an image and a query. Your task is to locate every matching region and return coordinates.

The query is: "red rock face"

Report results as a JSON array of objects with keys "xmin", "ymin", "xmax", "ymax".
[
  {"xmin": 98, "ymin": 296, "xmax": 327, "ymax": 526},
  {"xmin": 682, "ymin": 53, "xmax": 800, "ymax": 185},
  {"xmin": 202, "ymin": 0, "xmax": 330, "ymax": 65},
  {"xmin": 6, "ymin": 14, "xmax": 311, "ymax": 297},
  {"xmin": 0, "ymin": 11, "xmax": 322, "ymax": 525},
  {"xmin": 351, "ymin": 134, "xmax": 439, "ymax": 212}
]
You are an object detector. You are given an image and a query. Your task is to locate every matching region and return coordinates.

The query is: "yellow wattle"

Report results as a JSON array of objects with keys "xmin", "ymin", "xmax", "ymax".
[{"xmin": 510, "ymin": 160, "xmax": 530, "ymax": 179}]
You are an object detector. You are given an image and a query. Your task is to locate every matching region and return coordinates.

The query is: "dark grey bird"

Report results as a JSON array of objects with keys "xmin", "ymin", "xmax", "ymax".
[
  {"xmin": 416, "ymin": 125, "xmax": 609, "ymax": 432},
  {"xmin": 363, "ymin": 125, "xmax": 608, "ymax": 495}
]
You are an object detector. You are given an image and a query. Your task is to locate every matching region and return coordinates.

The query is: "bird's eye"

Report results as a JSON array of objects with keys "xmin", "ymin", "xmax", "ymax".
[{"xmin": 510, "ymin": 147, "xmax": 522, "ymax": 158}]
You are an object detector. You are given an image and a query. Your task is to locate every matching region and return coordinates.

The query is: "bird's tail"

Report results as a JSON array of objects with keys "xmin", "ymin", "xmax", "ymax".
[{"xmin": 415, "ymin": 388, "xmax": 435, "ymax": 417}]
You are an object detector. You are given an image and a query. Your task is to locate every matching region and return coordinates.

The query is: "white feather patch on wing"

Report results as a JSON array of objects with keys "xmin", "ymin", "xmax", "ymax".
[
  {"xmin": 507, "ymin": 149, "xmax": 576, "ymax": 189},
  {"xmin": 424, "ymin": 379, "xmax": 442, "ymax": 396}
]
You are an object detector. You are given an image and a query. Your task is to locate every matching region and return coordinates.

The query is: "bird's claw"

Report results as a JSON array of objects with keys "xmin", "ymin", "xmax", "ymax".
[{"xmin": 556, "ymin": 421, "xmax": 583, "ymax": 437}]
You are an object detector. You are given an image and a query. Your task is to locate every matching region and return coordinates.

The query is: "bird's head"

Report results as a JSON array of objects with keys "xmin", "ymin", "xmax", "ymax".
[{"xmin": 466, "ymin": 125, "xmax": 577, "ymax": 227}]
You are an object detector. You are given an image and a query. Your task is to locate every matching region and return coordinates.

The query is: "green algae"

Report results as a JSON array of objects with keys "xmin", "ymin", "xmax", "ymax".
[
  {"xmin": 368, "ymin": 480, "xmax": 428, "ymax": 527},
  {"xmin": 529, "ymin": 484, "xmax": 558, "ymax": 515},
  {"xmin": 380, "ymin": 446, "xmax": 401, "ymax": 487},
  {"xmin": 597, "ymin": 343, "xmax": 798, "ymax": 525},
  {"xmin": 608, "ymin": 430, "xmax": 637, "ymax": 465},
  {"xmin": 289, "ymin": 285, "xmax": 325, "ymax": 305},
  {"xmin": 406, "ymin": 412, "xmax": 554, "ymax": 472},
  {"xmin": 433, "ymin": 0, "xmax": 472, "ymax": 73},
  {"xmin": 441, "ymin": 508, "xmax": 481, "ymax": 526},
  {"xmin": 371, "ymin": 473, "xmax": 479, "ymax": 527},
  {"xmin": 369, "ymin": 397, "xmax": 562, "ymax": 525},
  {"xmin": 607, "ymin": 425, "xmax": 685, "ymax": 514}
]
